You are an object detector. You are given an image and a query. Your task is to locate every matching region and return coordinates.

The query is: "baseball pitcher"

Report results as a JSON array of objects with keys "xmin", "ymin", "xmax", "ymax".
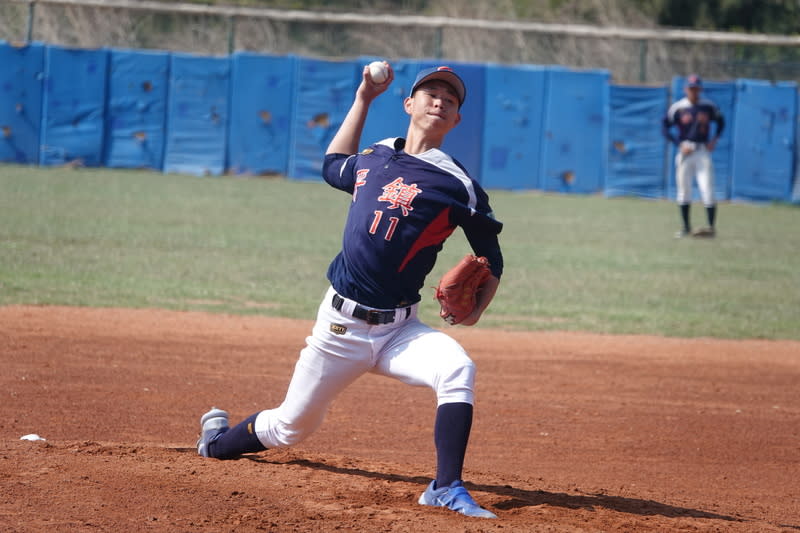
[{"xmin": 196, "ymin": 63, "xmax": 504, "ymax": 519}]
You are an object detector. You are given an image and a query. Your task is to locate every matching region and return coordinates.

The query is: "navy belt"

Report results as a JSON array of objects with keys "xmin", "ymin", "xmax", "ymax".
[{"xmin": 331, "ymin": 293, "xmax": 411, "ymax": 325}]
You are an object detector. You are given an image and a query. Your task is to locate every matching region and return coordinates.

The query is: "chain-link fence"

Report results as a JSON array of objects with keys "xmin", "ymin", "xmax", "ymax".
[{"xmin": 3, "ymin": 0, "xmax": 800, "ymax": 84}]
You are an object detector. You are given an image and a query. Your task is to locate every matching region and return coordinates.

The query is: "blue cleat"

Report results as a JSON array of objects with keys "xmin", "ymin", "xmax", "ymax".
[
  {"xmin": 196, "ymin": 407, "xmax": 229, "ymax": 458},
  {"xmin": 418, "ymin": 480, "xmax": 497, "ymax": 518}
]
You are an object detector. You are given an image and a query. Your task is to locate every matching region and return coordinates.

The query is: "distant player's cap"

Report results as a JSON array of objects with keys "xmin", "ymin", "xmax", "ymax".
[
  {"xmin": 411, "ymin": 66, "xmax": 466, "ymax": 107},
  {"xmin": 686, "ymin": 74, "xmax": 703, "ymax": 88}
]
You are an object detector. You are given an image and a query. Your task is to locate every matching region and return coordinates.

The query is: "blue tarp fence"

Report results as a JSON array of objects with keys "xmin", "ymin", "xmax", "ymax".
[
  {"xmin": 730, "ymin": 79, "xmax": 796, "ymax": 203},
  {"xmin": 228, "ymin": 52, "xmax": 295, "ymax": 176},
  {"xmin": 1, "ymin": 40, "xmax": 798, "ymax": 204},
  {"xmin": 0, "ymin": 42, "xmax": 44, "ymax": 164},
  {"xmin": 40, "ymin": 46, "xmax": 108, "ymax": 167},
  {"xmin": 105, "ymin": 49, "xmax": 169, "ymax": 170},
  {"xmin": 606, "ymin": 85, "xmax": 669, "ymax": 199}
]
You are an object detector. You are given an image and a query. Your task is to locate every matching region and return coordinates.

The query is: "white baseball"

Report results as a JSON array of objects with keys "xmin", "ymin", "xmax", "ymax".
[{"xmin": 368, "ymin": 61, "xmax": 388, "ymax": 84}]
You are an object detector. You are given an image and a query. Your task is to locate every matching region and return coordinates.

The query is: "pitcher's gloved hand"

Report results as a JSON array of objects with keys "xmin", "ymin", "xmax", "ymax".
[{"xmin": 434, "ymin": 254, "xmax": 491, "ymax": 325}]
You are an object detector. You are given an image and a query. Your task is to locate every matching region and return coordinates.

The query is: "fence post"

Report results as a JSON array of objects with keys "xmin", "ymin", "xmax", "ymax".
[
  {"xmin": 26, "ymin": 0, "xmax": 35, "ymax": 42},
  {"xmin": 639, "ymin": 39, "xmax": 648, "ymax": 83},
  {"xmin": 227, "ymin": 15, "xmax": 236, "ymax": 54}
]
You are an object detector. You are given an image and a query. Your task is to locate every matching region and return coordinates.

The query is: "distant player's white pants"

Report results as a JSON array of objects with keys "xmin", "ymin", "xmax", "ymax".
[
  {"xmin": 254, "ymin": 286, "xmax": 476, "ymax": 448},
  {"xmin": 675, "ymin": 144, "xmax": 715, "ymax": 206}
]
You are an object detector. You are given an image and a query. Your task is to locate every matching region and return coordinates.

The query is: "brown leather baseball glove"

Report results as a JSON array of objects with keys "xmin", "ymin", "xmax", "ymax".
[{"xmin": 434, "ymin": 254, "xmax": 491, "ymax": 325}]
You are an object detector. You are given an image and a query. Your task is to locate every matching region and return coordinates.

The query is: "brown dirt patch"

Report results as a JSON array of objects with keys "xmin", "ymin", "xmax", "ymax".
[{"xmin": 1, "ymin": 305, "xmax": 799, "ymax": 532}]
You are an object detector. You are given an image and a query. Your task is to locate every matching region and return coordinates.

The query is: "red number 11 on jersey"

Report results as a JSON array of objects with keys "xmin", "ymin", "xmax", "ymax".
[{"xmin": 369, "ymin": 211, "xmax": 400, "ymax": 241}]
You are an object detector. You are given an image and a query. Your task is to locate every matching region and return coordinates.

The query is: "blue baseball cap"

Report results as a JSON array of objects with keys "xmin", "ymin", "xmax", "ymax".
[
  {"xmin": 410, "ymin": 66, "xmax": 466, "ymax": 107},
  {"xmin": 686, "ymin": 74, "xmax": 703, "ymax": 88}
]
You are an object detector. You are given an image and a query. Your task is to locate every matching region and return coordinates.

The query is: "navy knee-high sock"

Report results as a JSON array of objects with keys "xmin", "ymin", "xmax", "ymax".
[
  {"xmin": 706, "ymin": 205, "xmax": 716, "ymax": 228},
  {"xmin": 434, "ymin": 402, "xmax": 473, "ymax": 489},
  {"xmin": 680, "ymin": 204, "xmax": 691, "ymax": 232},
  {"xmin": 210, "ymin": 413, "xmax": 266, "ymax": 459}
]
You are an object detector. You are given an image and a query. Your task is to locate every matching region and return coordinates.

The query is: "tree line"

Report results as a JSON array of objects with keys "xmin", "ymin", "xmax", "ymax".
[{"xmin": 170, "ymin": 0, "xmax": 800, "ymax": 35}]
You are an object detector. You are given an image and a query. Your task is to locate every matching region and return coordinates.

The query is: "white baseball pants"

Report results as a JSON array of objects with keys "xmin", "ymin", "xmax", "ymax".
[
  {"xmin": 675, "ymin": 144, "xmax": 715, "ymax": 206},
  {"xmin": 254, "ymin": 286, "xmax": 476, "ymax": 448}
]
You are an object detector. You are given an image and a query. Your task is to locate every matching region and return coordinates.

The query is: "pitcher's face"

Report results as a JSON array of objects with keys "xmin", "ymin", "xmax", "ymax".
[{"xmin": 405, "ymin": 80, "xmax": 462, "ymax": 133}]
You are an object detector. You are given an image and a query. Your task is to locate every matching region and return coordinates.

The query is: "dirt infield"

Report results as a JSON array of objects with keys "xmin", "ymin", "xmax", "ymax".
[{"xmin": 2, "ymin": 305, "xmax": 799, "ymax": 532}]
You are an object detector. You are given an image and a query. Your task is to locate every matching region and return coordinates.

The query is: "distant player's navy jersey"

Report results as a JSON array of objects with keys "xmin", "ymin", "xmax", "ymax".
[
  {"xmin": 322, "ymin": 137, "xmax": 503, "ymax": 309},
  {"xmin": 662, "ymin": 97, "xmax": 725, "ymax": 145}
]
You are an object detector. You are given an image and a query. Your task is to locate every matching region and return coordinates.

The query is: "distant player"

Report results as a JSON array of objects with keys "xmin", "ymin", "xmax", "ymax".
[
  {"xmin": 196, "ymin": 63, "xmax": 504, "ymax": 518},
  {"xmin": 662, "ymin": 74, "xmax": 725, "ymax": 238}
]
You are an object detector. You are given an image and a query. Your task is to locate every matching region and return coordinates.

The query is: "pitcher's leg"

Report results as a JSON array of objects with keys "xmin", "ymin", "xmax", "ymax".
[
  {"xmin": 255, "ymin": 330, "xmax": 371, "ymax": 448},
  {"xmin": 434, "ymin": 402, "xmax": 473, "ymax": 488},
  {"xmin": 373, "ymin": 323, "xmax": 477, "ymax": 487},
  {"xmin": 377, "ymin": 324, "xmax": 496, "ymax": 518},
  {"xmin": 203, "ymin": 412, "xmax": 265, "ymax": 459},
  {"xmin": 202, "ymin": 293, "xmax": 373, "ymax": 458},
  {"xmin": 373, "ymin": 322, "xmax": 475, "ymax": 405},
  {"xmin": 201, "ymin": 339, "xmax": 369, "ymax": 458}
]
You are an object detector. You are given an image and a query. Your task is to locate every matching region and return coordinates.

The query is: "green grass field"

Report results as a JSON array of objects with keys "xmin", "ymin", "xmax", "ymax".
[{"xmin": 1, "ymin": 164, "xmax": 798, "ymax": 339}]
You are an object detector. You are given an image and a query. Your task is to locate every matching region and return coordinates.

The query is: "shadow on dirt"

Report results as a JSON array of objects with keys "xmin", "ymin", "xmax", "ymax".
[
  {"xmin": 246, "ymin": 455, "xmax": 749, "ymax": 524},
  {"xmin": 478, "ymin": 482, "xmax": 739, "ymax": 521}
]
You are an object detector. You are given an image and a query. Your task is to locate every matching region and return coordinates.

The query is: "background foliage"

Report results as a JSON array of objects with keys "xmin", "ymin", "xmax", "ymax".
[
  {"xmin": 3, "ymin": 0, "xmax": 800, "ymax": 82},
  {"xmin": 163, "ymin": 0, "xmax": 800, "ymax": 34}
]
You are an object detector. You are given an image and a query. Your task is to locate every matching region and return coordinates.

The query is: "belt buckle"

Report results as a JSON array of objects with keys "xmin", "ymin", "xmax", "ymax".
[{"xmin": 365, "ymin": 309, "xmax": 385, "ymax": 325}]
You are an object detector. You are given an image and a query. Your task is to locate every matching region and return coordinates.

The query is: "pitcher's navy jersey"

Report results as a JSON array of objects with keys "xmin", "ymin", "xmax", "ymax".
[
  {"xmin": 662, "ymin": 97, "xmax": 725, "ymax": 145},
  {"xmin": 322, "ymin": 137, "xmax": 503, "ymax": 309}
]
